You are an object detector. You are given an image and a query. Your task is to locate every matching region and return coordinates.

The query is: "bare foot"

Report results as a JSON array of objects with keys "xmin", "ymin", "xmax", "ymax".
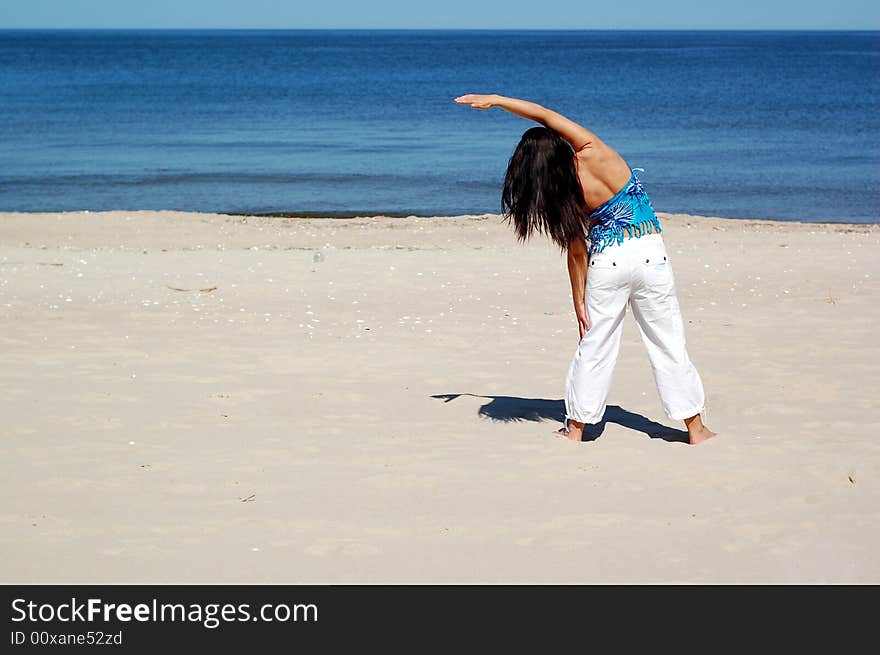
[
  {"xmin": 554, "ymin": 422, "xmax": 584, "ymax": 442},
  {"xmin": 683, "ymin": 413, "xmax": 717, "ymax": 445},
  {"xmin": 689, "ymin": 425, "xmax": 717, "ymax": 445}
]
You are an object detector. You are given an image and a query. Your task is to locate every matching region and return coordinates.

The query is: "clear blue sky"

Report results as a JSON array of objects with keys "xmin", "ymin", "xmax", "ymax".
[{"xmin": 2, "ymin": 0, "xmax": 878, "ymax": 30}]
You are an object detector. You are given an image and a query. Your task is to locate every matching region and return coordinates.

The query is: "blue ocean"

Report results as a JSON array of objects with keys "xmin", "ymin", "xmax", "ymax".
[{"xmin": 0, "ymin": 29, "xmax": 878, "ymax": 221}]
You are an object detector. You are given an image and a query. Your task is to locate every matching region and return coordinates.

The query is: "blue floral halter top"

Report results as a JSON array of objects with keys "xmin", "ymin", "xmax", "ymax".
[{"xmin": 586, "ymin": 167, "xmax": 662, "ymax": 254}]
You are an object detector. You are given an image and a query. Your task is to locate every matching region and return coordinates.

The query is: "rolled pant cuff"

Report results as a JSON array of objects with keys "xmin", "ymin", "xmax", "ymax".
[
  {"xmin": 565, "ymin": 412, "xmax": 605, "ymax": 426},
  {"xmin": 666, "ymin": 405, "xmax": 705, "ymax": 421}
]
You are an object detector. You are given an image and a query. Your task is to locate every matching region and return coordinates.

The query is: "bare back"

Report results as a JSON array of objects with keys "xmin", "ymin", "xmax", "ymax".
[{"xmin": 573, "ymin": 142, "xmax": 633, "ymax": 214}]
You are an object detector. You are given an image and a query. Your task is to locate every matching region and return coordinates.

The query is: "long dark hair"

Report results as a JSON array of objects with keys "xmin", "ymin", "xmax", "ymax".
[{"xmin": 501, "ymin": 126, "xmax": 587, "ymax": 251}]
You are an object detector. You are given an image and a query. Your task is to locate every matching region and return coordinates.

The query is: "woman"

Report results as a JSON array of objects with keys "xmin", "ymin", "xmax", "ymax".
[{"xmin": 453, "ymin": 93, "xmax": 716, "ymax": 445}]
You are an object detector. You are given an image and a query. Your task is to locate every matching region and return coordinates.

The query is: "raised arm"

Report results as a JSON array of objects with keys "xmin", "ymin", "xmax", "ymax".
[{"xmin": 454, "ymin": 93, "xmax": 599, "ymax": 153}]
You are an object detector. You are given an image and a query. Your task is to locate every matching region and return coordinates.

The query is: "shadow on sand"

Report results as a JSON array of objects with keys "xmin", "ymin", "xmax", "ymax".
[{"xmin": 431, "ymin": 393, "xmax": 688, "ymax": 443}]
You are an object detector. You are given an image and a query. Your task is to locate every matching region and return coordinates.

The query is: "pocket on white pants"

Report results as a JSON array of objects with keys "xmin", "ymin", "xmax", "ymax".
[
  {"xmin": 587, "ymin": 251, "xmax": 622, "ymax": 293},
  {"xmin": 588, "ymin": 252, "xmax": 618, "ymax": 269},
  {"xmin": 639, "ymin": 241, "xmax": 675, "ymax": 295},
  {"xmin": 638, "ymin": 238, "xmax": 669, "ymax": 268}
]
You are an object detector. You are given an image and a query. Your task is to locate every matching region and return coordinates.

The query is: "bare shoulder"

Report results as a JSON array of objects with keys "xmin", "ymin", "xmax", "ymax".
[
  {"xmin": 573, "ymin": 138, "xmax": 617, "ymax": 172},
  {"xmin": 576, "ymin": 142, "xmax": 629, "ymax": 177},
  {"xmin": 574, "ymin": 136, "xmax": 613, "ymax": 161},
  {"xmin": 573, "ymin": 135, "xmax": 601, "ymax": 159}
]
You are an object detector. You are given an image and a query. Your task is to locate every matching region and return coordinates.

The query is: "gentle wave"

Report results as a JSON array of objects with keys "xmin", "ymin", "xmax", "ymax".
[{"xmin": 0, "ymin": 171, "xmax": 452, "ymax": 188}]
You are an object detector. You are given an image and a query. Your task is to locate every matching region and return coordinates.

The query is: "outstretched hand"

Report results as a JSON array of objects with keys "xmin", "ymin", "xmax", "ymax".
[{"xmin": 454, "ymin": 94, "xmax": 497, "ymax": 110}]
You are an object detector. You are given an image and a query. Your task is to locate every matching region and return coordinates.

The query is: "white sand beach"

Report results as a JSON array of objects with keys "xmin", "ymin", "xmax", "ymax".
[{"xmin": 1, "ymin": 210, "xmax": 878, "ymax": 583}]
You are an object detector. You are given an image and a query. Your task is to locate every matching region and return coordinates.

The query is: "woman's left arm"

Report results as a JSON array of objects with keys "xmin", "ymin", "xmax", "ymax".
[
  {"xmin": 566, "ymin": 237, "xmax": 591, "ymax": 340},
  {"xmin": 454, "ymin": 93, "xmax": 598, "ymax": 152}
]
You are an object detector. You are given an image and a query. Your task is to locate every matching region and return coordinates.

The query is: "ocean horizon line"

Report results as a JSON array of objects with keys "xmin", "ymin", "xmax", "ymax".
[{"xmin": 2, "ymin": 27, "xmax": 878, "ymax": 33}]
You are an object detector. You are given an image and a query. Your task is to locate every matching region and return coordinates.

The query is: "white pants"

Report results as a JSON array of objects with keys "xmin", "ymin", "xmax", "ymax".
[{"xmin": 565, "ymin": 232, "xmax": 705, "ymax": 425}]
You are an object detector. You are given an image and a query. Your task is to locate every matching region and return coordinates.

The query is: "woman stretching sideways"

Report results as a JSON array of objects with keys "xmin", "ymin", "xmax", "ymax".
[{"xmin": 454, "ymin": 93, "xmax": 716, "ymax": 445}]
